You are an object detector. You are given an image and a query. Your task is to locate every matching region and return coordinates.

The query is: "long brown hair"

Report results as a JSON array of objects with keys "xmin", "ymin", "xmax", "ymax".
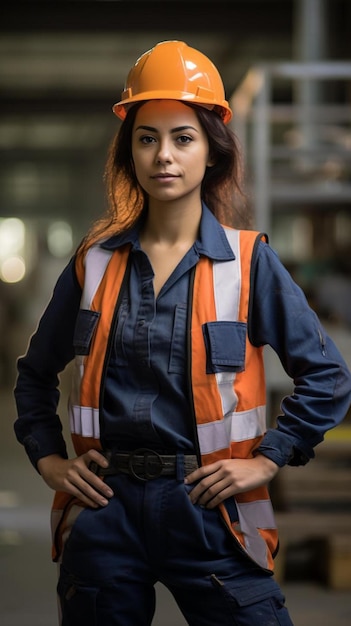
[{"xmin": 78, "ymin": 102, "xmax": 251, "ymax": 253}]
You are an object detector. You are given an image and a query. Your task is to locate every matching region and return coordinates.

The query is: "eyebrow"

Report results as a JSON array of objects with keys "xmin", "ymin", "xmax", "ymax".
[{"xmin": 134, "ymin": 125, "xmax": 199, "ymax": 133}]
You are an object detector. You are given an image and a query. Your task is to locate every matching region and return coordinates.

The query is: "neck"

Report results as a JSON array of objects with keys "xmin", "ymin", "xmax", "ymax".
[{"xmin": 142, "ymin": 199, "xmax": 202, "ymax": 246}]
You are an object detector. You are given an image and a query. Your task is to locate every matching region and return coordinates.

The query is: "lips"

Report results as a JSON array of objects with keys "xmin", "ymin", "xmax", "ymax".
[{"xmin": 151, "ymin": 172, "xmax": 178, "ymax": 179}]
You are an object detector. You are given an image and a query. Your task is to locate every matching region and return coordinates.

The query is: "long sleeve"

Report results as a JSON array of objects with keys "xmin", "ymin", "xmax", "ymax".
[
  {"xmin": 249, "ymin": 241, "xmax": 351, "ymax": 467},
  {"xmin": 14, "ymin": 257, "xmax": 82, "ymax": 468}
]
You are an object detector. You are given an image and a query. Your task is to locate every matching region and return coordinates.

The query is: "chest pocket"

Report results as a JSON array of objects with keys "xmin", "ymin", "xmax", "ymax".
[
  {"xmin": 73, "ymin": 309, "xmax": 100, "ymax": 356},
  {"xmin": 202, "ymin": 321, "xmax": 246, "ymax": 374}
]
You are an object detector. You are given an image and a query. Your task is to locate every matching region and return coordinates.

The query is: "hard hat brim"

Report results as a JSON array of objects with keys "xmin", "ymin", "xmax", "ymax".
[{"xmin": 113, "ymin": 92, "xmax": 232, "ymax": 124}]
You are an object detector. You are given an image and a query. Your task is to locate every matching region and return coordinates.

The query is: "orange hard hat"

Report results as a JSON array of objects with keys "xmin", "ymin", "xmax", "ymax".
[{"xmin": 113, "ymin": 40, "xmax": 232, "ymax": 124}]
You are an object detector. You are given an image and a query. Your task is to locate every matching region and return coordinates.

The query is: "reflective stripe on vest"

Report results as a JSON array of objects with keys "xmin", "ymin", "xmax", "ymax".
[
  {"xmin": 81, "ymin": 245, "xmax": 113, "ymax": 310},
  {"xmin": 197, "ymin": 405, "xmax": 266, "ymax": 454}
]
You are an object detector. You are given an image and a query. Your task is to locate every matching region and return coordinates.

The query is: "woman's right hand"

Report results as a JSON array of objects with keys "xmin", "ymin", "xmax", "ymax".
[{"xmin": 37, "ymin": 450, "xmax": 114, "ymax": 508}]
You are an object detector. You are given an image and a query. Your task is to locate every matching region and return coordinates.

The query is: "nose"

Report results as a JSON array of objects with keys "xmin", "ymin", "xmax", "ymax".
[{"xmin": 156, "ymin": 139, "xmax": 172, "ymax": 164}]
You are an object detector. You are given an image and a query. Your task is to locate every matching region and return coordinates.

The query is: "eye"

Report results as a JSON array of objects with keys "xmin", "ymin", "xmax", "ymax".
[
  {"xmin": 177, "ymin": 135, "xmax": 192, "ymax": 144},
  {"xmin": 139, "ymin": 135, "xmax": 157, "ymax": 144}
]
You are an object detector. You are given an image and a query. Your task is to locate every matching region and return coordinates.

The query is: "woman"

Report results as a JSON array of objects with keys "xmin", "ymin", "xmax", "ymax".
[{"xmin": 14, "ymin": 41, "xmax": 351, "ymax": 626}]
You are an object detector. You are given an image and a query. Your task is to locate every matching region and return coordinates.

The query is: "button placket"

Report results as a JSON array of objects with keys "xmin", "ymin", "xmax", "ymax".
[{"xmin": 134, "ymin": 253, "xmax": 155, "ymax": 369}]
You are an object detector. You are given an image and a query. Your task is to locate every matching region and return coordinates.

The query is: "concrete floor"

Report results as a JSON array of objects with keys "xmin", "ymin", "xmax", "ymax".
[{"xmin": 1, "ymin": 387, "xmax": 351, "ymax": 625}]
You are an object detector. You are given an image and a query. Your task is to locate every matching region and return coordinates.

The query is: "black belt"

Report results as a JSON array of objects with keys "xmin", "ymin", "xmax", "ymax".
[{"xmin": 90, "ymin": 448, "xmax": 199, "ymax": 482}]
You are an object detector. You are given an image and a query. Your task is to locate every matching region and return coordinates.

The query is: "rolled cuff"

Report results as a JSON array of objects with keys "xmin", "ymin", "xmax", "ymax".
[{"xmin": 255, "ymin": 428, "xmax": 315, "ymax": 467}]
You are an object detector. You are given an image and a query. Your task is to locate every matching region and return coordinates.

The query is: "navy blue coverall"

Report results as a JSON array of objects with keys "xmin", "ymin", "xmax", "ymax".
[{"xmin": 14, "ymin": 206, "xmax": 351, "ymax": 625}]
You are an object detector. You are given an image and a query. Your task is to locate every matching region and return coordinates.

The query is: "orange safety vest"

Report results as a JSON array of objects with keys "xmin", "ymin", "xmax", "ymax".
[{"xmin": 51, "ymin": 226, "xmax": 278, "ymax": 570}]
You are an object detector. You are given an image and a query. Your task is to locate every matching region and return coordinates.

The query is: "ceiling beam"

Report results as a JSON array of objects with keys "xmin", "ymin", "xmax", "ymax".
[{"xmin": 1, "ymin": 1, "xmax": 293, "ymax": 34}]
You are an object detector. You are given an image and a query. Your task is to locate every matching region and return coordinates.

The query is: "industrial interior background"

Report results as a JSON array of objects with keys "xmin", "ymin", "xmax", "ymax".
[{"xmin": 0, "ymin": 1, "xmax": 350, "ymax": 624}]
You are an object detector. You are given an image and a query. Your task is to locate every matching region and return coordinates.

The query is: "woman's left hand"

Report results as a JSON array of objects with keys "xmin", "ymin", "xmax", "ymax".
[{"xmin": 184, "ymin": 454, "xmax": 279, "ymax": 508}]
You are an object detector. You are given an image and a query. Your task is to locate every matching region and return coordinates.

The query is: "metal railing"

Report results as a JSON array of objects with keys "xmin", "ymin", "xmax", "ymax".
[{"xmin": 230, "ymin": 62, "xmax": 351, "ymax": 233}]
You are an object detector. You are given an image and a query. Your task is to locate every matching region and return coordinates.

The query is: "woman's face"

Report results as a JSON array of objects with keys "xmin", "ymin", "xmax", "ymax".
[{"xmin": 131, "ymin": 100, "xmax": 212, "ymax": 206}]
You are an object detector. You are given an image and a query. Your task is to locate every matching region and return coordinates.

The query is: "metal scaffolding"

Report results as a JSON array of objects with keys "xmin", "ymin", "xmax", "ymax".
[{"xmin": 230, "ymin": 61, "xmax": 351, "ymax": 234}]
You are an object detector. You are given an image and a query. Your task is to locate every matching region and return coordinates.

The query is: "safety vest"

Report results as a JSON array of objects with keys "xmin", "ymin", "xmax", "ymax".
[{"xmin": 51, "ymin": 226, "xmax": 278, "ymax": 570}]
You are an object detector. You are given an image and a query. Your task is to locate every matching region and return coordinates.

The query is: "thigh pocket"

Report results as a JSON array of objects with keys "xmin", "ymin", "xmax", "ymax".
[
  {"xmin": 58, "ymin": 567, "xmax": 99, "ymax": 625},
  {"xmin": 210, "ymin": 574, "xmax": 292, "ymax": 625}
]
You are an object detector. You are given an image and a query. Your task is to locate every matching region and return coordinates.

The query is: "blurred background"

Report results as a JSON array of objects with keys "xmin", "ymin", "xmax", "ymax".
[{"xmin": 1, "ymin": 1, "xmax": 350, "ymax": 624}]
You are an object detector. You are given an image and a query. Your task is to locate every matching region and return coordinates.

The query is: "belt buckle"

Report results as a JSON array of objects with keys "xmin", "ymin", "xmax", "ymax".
[{"xmin": 128, "ymin": 448, "xmax": 163, "ymax": 482}]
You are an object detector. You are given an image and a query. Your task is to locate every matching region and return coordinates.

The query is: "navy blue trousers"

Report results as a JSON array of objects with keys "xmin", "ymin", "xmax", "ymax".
[{"xmin": 58, "ymin": 457, "xmax": 294, "ymax": 625}]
